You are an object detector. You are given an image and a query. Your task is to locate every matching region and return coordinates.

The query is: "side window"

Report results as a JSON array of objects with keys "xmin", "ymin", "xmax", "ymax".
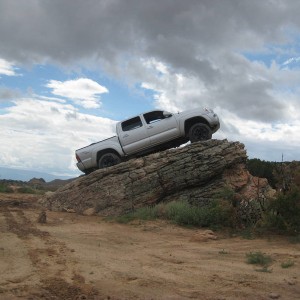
[
  {"xmin": 121, "ymin": 116, "xmax": 143, "ymax": 131},
  {"xmin": 143, "ymin": 111, "xmax": 165, "ymax": 124}
]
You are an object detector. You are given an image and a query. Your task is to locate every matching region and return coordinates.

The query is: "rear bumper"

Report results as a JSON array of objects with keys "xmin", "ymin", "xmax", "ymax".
[{"xmin": 76, "ymin": 162, "xmax": 85, "ymax": 172}]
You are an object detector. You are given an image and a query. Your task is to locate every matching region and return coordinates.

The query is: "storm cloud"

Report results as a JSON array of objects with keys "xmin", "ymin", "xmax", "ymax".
[{"xmin": 0, "ymin": 0, "xmax": 299, "ymax": 174}]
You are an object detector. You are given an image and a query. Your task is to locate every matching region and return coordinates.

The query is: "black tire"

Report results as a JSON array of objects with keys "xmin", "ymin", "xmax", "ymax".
[
  {"xmin": 189, "ymin": 123, "xmax": 212, "ymax": 143},
  {"xmin": 98, "ymin": 152, "xmax": 121, "ymax": 169},
  {"xmin": 84, "ymin": 169, "xmax": 93, "ymax": 175}
]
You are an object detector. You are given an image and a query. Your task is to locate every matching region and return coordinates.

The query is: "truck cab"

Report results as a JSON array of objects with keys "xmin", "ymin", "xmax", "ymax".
[{"xmin": 117, "ymin": 110, "xmax": 181, "ymax": 155}]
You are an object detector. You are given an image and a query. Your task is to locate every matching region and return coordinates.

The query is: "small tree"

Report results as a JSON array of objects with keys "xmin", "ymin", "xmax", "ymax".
[{"xmin": 266, "ymin": 160, "xmax": 300, "ymax": 233}]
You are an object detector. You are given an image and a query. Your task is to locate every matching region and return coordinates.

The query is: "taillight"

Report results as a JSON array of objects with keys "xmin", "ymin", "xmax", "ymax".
[{"xmin": 76, "ymin": 153, "xmax": 81, "ymax": 162}]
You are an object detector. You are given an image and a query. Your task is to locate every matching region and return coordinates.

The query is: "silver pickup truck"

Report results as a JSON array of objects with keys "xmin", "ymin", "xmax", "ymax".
[{"xmin": 75, "ymin": 107, "xmax": 220, "ymax": 174}]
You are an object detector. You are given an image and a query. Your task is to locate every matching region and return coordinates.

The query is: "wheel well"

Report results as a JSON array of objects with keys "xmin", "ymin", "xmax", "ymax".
[
  {"xmin": 96, "ymin": 149, "xmax": 120, "ymax": 163},
  {"xmin": 184, "ymin": 117, "xmax": 209, "ymax": 135}
]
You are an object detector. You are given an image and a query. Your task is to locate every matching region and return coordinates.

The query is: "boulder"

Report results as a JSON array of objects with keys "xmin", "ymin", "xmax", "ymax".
[{"xmin": 39, "ymin": 139, "xmax": 274, "ymax": 217}]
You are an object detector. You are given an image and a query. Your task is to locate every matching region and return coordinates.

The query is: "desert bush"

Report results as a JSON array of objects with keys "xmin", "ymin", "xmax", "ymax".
[
  {"xmin": 246, "ymin": 251, "xmax": 274, "ymax": 273},
  {"xmin": 117, "ymin": 197, "xmax": 235, "ymax": 228},
  {"xmin": 148, "ymin": 201, "xmax": 227, "ymax": 227},
  {"xmin": 132, "ymin": 205, "xmax": 160, "ymax": 220},
  {"xmin": 115, "ymin": 179, "xmax": 300, "ymax": 234},
  {"xmin": 246, "ymin": 251, "xmax": 273, "ymax": 266},
  {"xmin": 17, "ymin": 186, "xmax": 36, "ymax": 194},
  {"xmin": 281, "ymin": 260, "xmax": 294, "ymax": 269},
  {"xmin": 263, "ymin": 188, "xmax": 300, "ymax": 234},
  {"xmin": 115, "ymin": 214, "xmax": 135, "ymax": 224},
  {"xmin": 0, "ymin": 183, "xmax": 14, "ymax": 193},
  {"xmin": 247, "ymin": 158, "xmax": 277, "ymax": 188},
  {"xmin": 289, "ymin": 235, "xmax": 300, "ymax": 244},
  {"xmin": 164, "ymin": 200, "xmax": 198, "ymax": 225},
  {"xmin": 115, "ymin": 205, "xmax": 160, "ymax": 223}
]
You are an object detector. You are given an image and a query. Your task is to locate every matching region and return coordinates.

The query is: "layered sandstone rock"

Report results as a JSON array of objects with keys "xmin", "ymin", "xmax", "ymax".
[{"xmin": 40, "ymin": 139, "xmax": 274, "ymax": 217}]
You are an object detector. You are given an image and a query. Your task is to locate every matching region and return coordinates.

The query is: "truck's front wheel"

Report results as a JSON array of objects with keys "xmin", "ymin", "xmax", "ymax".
[
  {"xmin": 98, "ymin": 153, "xmax": 121, "ymax": 169},
  {"xmin": 189, "ymin": 123, "xmax": 212, "ymax": 143}
]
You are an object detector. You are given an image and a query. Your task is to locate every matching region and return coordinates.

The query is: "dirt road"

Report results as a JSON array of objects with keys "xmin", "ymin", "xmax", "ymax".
[{"xmin": 0, "ymin": 193, "xmax": 299, "ymax": 299}]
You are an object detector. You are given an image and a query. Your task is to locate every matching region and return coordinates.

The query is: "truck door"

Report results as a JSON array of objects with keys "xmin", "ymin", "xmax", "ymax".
[
  {"xmin": 143, "ymin": 111, "xmax": 181, "ymax": 145},
  {"xmin": 118, "ymin": 116, "xmax": 150, "ymax": 155}
]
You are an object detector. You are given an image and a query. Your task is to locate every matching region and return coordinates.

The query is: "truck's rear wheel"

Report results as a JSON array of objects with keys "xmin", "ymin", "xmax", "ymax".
[
  {"xmin": 84, "ymin": 169, "xmax": 93, "ymax": 175},
  {"xmin": 189, "ymin": 123, "xmax": 212, "ymax": 143},
  {"xmin": 98, "ymin": 153, "xmax": 121, "ymax": 169}
]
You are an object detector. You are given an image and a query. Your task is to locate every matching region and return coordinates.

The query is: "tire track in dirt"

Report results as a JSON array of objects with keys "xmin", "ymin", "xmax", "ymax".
[{"xmin": 0, "ymin": 205, "xmax": 100, "ymax": 299}]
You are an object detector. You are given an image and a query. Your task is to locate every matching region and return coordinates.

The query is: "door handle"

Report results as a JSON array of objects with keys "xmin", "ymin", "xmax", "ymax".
[
  {"xmin": 123, "ymin": 134, "xmax": 129, "ymax": 138},
  {"xmin": 147, "ymin": 126, "xmax": 153, "ymax": 129}
]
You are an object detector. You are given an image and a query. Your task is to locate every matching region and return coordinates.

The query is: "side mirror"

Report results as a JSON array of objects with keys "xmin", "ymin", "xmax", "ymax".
[{"xmin": 163, "ymin": 111, "xmax": 172, "ymax": 118}]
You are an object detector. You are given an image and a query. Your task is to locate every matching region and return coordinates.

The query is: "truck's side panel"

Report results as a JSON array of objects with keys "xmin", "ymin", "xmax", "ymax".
[
  {"xmin": 76, "ymin": 136, "xmax": 124, "ymax": 172},
  {"xmin": 143, "ymin": 111, "xmax": 181, "ymax": 146},
  {"xmin": 117, "ymin": 116, "xmax": 151, "ymax": 155}
]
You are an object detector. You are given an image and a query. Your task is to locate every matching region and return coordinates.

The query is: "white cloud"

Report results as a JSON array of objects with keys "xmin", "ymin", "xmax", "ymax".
[
  {"xmin": 0, "ymin": 58, "xmax": 17, "ymax": 76},
  {"xmin": 0, "ymin": 97, "xmax": 116, "ymax": 175},
  {"xmin": 282, "ymin": 56, "xmax": 300, "ymax": 66},
  {"xmin": 46, "ymin": 78, "xmax": 109, "ymax": 108},
  {"xmin": 140, "ymin": 58, "xmax": 300, "ymax": 162},
  {"xmin": 213, "ymin": 107, "xmax": 300, "ymax": 161},
  {"xmin": 0, "ymin": 0, "xmax": 300, "ymax": 169}
]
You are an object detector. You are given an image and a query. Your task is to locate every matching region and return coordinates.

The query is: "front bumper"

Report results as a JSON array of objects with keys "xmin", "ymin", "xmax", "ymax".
[
  {"xmin": 207, "ymin": 113, "xmax": 220, "ymax": 133},
  {"xmin": 211, "ymin": 122, "xmax": 220, "ymax": 133}
]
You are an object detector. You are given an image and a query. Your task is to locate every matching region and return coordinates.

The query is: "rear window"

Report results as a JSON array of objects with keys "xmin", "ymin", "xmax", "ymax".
[{"xmin": 121, "ymin": 116, "xmax": 143, "ymax": 131}]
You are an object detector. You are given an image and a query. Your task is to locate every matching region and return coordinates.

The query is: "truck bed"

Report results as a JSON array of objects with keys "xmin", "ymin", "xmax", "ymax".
[{"xmin": 76, "ymin": 136, "xmax": 118, "ymax": 151}]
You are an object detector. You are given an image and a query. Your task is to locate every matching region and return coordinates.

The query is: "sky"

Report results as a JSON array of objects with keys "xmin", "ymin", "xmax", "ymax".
[{"xmin": 0, "ymin": 0, "xmax": 300, "ymax": 178}]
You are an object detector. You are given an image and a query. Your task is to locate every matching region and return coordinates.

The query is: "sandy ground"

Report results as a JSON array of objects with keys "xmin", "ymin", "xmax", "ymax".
[{"xmin": 0, "ymin": 193, "xmax": 299, "ymax": 300}]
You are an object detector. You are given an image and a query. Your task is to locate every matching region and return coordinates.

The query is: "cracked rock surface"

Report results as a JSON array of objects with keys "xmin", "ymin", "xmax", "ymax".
[{"xmin": 40, "ymin": 139, "xmax": 273, "ymax": 216}]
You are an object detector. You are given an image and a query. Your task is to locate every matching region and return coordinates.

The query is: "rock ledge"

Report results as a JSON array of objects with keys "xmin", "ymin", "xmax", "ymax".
[{"xmin": 40, "ymin": 139, "xmax": 273, "ymax": 216}]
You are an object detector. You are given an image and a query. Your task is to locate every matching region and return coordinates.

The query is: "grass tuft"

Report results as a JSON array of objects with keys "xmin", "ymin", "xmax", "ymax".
[
  {"xmin": 281, "ymin": 260, "xmax": 294, "ymax": 269},
  {"xmin": 218, "ymin": 249, "xmax": 229, "ymax": 255},
  {"xmin": 246, "ymin": 251, "xmax": 273, "ymax": 266},
  {"xmin": 255, "ymin": 265, "xmax": 273, "ymax": 273},
  {"xmin": 115, "ymin": 198, "xmax": 235, "ymax": 227}
]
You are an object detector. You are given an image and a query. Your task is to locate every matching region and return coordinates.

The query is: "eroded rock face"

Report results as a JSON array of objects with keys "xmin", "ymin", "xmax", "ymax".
[{"xmin": 39, "ymin": 139, "xmax": 274, "ymax": 217}]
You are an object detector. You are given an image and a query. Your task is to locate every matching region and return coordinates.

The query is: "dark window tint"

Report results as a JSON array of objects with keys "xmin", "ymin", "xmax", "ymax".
[
  {"xmin": 121, "ymin": 116, "xmax": 143, "ymax": 131},
  {"xmin": 143, "ymin": 111, "xmax": 165, "ymax": 124}
]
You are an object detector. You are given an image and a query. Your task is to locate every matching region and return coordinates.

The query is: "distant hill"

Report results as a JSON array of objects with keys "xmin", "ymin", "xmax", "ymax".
[{"xmin": 0, "ymin": 166, "xmax": 77, "ymax": 182}]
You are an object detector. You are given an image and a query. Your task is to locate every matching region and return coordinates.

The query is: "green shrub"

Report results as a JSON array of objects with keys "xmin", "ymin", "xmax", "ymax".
[
  {"xmin": 240, "ymin": 228, "xmax": 255, "ymax": 240},
  {"xmin": 164, "ymin": 200, "xmax": 197, "ymax": 225},
  {"xmin": 219, "ymin": 249, "xmax": 229, "ymax": 255},
  {"xmin": 265, "ymin": 188, "xmax": 300, "ymax": 233},
  {"xmin": 132, "ymin": 206, "xmax": 159, "ymax": 220},
  {"xmin": 17, "ymin": 186, "xmax": 36, "ymax": 194},
  {"xmin": 0, "ymin": 183, "xmax": 14, "ymax": 193},
  {"xmin": 114, "ymin": 205, "xmax": 159, "ymax": 223},
  {"xmin": 115, "ymin": 214, "xmax": 135, "ymax": 223},
  {"xmin": 246, "ymin": 251, "xmax": 273, "ymax": 266},
  {"xmin": 281, "ymin": 260, "xmax": 294, "ymax": 268},
  {"xmin": 113, "ymin": 171, "xmax": 300, "ymax": 235},
  {"xmin": 247, "ymin": 158, "xmax": 277, "ymax": 188},
  {"xmin": 116, "ymin": 198, "xmax": 235, "ymax": 228},
  {"xmin": 289, "ymin": 235, "xmax": 300, "ymax": 244}
]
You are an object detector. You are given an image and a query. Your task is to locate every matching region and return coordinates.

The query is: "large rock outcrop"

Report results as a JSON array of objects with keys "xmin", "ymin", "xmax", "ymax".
[{"xmin": 40, "ymin": 139, "xmax": 274, "ymax": 216}]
